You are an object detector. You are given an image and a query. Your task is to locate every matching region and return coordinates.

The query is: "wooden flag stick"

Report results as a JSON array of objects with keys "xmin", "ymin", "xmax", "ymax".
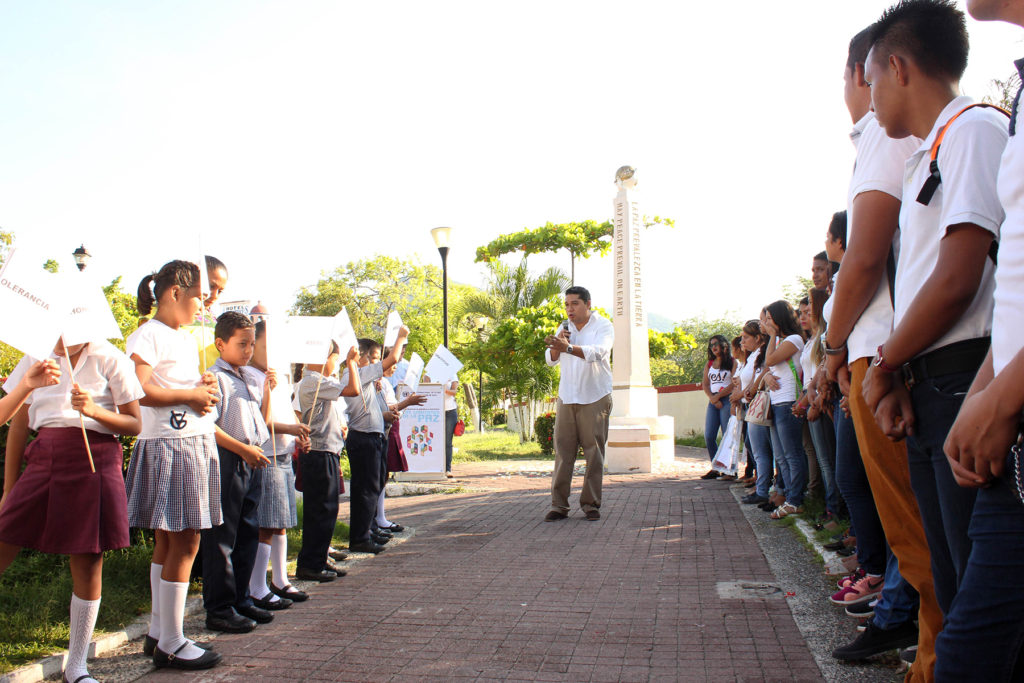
[
  {"xmin": 306, "ymin": 347, "xmax": 332, "ymax": 429},
  {"xmin": 268, "ymin": 392, "xmax": 277, "ymax": 459},
  {"xmin": 61, "ymin": 339, "xmax": 96, "ymax": 474}
]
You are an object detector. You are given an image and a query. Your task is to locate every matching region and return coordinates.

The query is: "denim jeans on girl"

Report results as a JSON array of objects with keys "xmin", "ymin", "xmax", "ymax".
[
  {"xmin": 704, "ymin": 400, "xmax": 732, "ymax": 461},
  {"xmin": 905, "ymin": 369, "xmax": 978, "ymax": 616},
  {"xmin": 934, "ymin": 474, "xmax": 1024, "ymax": 680},
  {"xmin": 808, "ymin": 413, "xmax": 840, "ymax": 516},
  {"xmin": 872, "ymin": 547, "xmax": 919, "ymax": 630},
  {"xmin": 833, "ymin": 395, "xmax": 886, "ymax": 575},
  {"xmin": 769, "ymin": 402, "xmax": 807, "ymax": 507},
  {"xmin": 747, "ymin": 422, "xmax": 773, "ymax": 498}
]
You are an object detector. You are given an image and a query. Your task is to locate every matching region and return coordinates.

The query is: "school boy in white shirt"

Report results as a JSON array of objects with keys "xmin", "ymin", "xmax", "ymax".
[
  {"xmin": 822, "ymin": 24, "xmax": 938, "ymax": 672},
  {"xmin": 543, "ymin": 286, "xmax": 614, "ymax": 522},
  {"xmin": 933, "ymin": 0, "xmax": 1024, "ymax": 677},
  {"xmin": 860, "ymin": 0, "xmax": 1010, "ymax": 633}
]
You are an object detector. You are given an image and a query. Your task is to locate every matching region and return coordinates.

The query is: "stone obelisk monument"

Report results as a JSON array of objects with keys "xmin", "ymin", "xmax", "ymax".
[{"xmin": 605, "ymin": 166, "xmax": 675, "ymax": 473}]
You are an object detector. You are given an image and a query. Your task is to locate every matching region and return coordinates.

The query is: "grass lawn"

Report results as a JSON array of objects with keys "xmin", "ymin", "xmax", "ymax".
[
  {"xmin": 453, "ymin": 427, "xmax": 544, "ymax": 462},
  {"xmin": 0, "ymin": 542, "xmax": 155, "ymax": 673},
  {"xmin": 676, "ymin": 430, "xmax": 707, "ymax": 448}
]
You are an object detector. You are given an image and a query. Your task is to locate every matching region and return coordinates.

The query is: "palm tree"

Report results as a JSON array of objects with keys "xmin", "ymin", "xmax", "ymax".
[{"xmin": 454, "ymin": 258, "xmax": 570, "ymax": 324}]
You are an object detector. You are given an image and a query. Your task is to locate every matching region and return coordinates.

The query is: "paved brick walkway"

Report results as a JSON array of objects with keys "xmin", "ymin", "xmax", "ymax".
[{"xmin": 139, "ymin": 457, "xmax": 822, "ymax": 682}]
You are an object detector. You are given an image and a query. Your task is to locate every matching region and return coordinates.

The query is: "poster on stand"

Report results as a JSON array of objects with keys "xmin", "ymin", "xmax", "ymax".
[{"xmin": 396, "ymin": 383, "xmax": 444, "ymax": 476}]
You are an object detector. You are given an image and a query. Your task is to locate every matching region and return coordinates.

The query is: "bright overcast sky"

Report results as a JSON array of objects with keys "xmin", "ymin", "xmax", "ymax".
[{"xmin": 2, "ymin": 1, "xmax": 1021, "ymax": 324}]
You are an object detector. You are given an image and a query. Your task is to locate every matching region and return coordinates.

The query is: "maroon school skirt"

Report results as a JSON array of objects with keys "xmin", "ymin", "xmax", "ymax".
[
  {"xmin": 386, "ymin": 418, "xmax": 409, "ymax": 473},
  {"xmin": 0, "ymin": 427, "xmax": 129, "ymax": 554}
]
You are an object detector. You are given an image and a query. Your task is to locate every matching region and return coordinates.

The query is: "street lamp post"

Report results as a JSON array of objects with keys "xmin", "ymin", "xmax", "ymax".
[
  {"xmin": 72, "ymin": 244, "xmax": 91, "ymax": 271},
  {"xmin": 430, "ymin": 227, "xmax": 453, "ymax": 347},
  {"xmin": 475, "ymin": 316, "xmax": 487, "ymax": 432}
]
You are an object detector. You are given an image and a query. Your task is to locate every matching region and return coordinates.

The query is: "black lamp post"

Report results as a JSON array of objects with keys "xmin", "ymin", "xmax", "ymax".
[
  {"xmin": 431, "ymin": 227, "xmax": 453, "ymax": 347},
  {"xmin": 72, "ymin": 244, "xmax": 91, "ymax": 271}
]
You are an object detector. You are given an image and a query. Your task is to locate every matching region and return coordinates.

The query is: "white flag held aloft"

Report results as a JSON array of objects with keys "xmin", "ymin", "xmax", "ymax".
[
  {"xmin": 403, "ymin": 352, "xmax": 425, "ymax": 391},
  {"xmin": 424, "ymin": 344, "xmax": 463, "ymax": 385},
  {"xmin": 382, "ymin": 310, "xmax": 403, "ymax": 349},
  {"xmin": 331, "ymin": 307, "xmax": 358, "ymax": 357},
  {"xmin": 0, "ymin": 248, "xmax": 67, "ymax": 359},
  {"xmin": 281, "ymin": 316, "xmax": 336, "ymax": 364},
  {"xmin": 62, "ymin": 272, "xmax": 122, "ymax": 346}
]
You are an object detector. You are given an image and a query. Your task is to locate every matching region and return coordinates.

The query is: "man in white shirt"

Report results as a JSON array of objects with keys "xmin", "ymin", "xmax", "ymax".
[
  {"xmin": 822, "ymin": 24, "xmax": 938, "ymax": 672},
  {"xmin": 934, "ymin": 0, "xmax": 1024, "ymax": 677},
  {"xmin": 861, "ymin": 0, "xmax": 1009, "ymax": 640},
  {"xmin": 543, "ymin": 286, "xmax": 614, "ymax": 521}
]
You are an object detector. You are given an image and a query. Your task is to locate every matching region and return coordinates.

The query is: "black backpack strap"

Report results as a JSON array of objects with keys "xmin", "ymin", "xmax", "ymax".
[{"xmin": 887, "ymin": 245, "xmax": 896, "ymax": 309}]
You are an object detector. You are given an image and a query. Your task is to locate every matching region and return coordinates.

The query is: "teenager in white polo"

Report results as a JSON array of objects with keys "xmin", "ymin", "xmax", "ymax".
[
  {"xmin": 861, "ymin": 0, "xmax": 1009, "ymax": 630},
  {"xmin": 935, "ymin": 0, "xmax": 1024, "ymax": 677},
  {"xmin": 543, "ymin": 286, "xmax": 614, "ymax": 522}
]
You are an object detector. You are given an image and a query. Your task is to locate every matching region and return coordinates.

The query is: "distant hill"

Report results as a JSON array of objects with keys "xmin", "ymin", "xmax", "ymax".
[{"xmin": 647, "ymin": 312, "xmax": 676, "ymax": 332}]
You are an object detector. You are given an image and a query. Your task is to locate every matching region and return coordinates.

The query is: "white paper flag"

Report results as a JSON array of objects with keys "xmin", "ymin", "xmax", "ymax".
[
  {"xmin": 382, "ymin": 310, "xmax": 403, "ymax": 349},
  {"xmin": 61, "ymin": 272, "xmax": 122, "ymax": 346},
  {"xmin": 331, "ymin": 307, "xmax": 358, "ymax": 356},
  {"xmin": 282, "ymin": 316, "xmax": 335, "ymax": 363},
  {"xmin": 402, "ymin": 352, "xmax": 425, "ymax": 392},
  {"xmin": 0, "ymin": 248, "xmax": 67, "ymax": 359},
  {"xmin": 424, "ymin": 344, "xmax": 463, "ymax": 385}
]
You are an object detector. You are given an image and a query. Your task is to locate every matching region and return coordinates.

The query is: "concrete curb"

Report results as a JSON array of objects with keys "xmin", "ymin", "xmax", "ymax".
[{"xmin": 0, "ymin": 597, "xmax": 203, "ymax": 683}]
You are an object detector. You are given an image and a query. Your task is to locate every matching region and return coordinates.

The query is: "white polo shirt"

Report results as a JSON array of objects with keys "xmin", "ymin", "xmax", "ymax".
[
  {"xmin": 894, "ymin": 96, "xmax": 1008, "ymax": 355},
  {"xmin": 993, "ymin": 67, "xmax": 1024, "ymax": 377},
  {"xmin": 844, "ymin": 112, "xmax": 920, "ymax": 362},
  {"xmin": 544, "ymin": 313, "xmax": 614, "ymax": 405}
]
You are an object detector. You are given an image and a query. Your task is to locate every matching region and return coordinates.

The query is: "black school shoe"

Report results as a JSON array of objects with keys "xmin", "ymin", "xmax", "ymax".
[
  {"xmin": 370, "ymin": 533, "xmax": 391, "ymax": 545},
  {"xmin": 205, "ymin": 610, "xmax": 256, "ymax": 633},
  {"xmin": 741, "ymin": 493, "xmax": 769, "ymax": 505},
  {"xmin": 295, "ymin": 567, "xmax": 336, "ymax": 582},
  {"xmin": 143, "ymin": 635, "xmax": 213, "ymax": 657},
  {"xmin": 270, "ymin": 583, "xmax": 309, "ymax": 602},
  {"xmin": 153, "ymin": 642, "xmax": 223, "ymax": 670},
  {"xmin": 831, "ymin": 621, "xmax": 918, "ymax": 661},
  {"xmin": 700, "ymin": 470, "xmax": 720, "ymax": 480},
  {"xmin": 349, "ymin": 540, "xmax": 387, "ymax": 554},
  {"xmin": 237, "ymin": 604, "xmax": 273, "ymax": 624},
  {"xmin": 252, "ymin": 593, "xmax": 293, "ymax": 610}
]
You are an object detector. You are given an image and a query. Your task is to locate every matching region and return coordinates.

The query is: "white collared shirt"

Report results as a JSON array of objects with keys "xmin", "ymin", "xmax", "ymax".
[
  {"xmin": 844, "ymin": 112, "xmax": 921, "ymax": 362},
  {"xmin": 544, "ymin": 313, "xmax": 614, "ymax": 405},
  {"xmin": 4, "ymin": 341, "xmax": 146, "ymax": 434},
  {"xmin": 895, "ymin": 96, "xmax": 1008, "ymax": 355},
  {"xmin": 993, "ymin": 72, "xmax": 1024, "ymax": 377}
]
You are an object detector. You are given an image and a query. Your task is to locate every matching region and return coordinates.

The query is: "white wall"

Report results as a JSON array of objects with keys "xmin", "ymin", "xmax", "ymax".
[{"xmin": 656, "ymin": 389, "xmax": 707, "ymax": 437}]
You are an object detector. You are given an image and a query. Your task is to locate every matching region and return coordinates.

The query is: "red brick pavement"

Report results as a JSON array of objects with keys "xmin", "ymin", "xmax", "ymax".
[{"xmin": 139, "ymin": 462, "xmax": 822, "ymax": 682}]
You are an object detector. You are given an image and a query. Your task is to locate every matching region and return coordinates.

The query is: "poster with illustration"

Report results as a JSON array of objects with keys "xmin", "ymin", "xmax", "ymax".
[{"xmin": 397, "ymin": 383, "xmax": 444, "ymax": 474}]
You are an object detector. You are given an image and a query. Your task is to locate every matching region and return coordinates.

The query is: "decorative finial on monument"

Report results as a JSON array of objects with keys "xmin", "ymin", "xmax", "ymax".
[{"xmin": 615, "ymin": 165, "xmax": 638, "ymax": 190}]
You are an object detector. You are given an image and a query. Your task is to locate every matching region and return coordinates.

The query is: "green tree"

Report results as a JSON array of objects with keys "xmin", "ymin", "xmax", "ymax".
[
  {"xmin": 983, "ymin": 71, "xmax": 1021, "ymax": 111},
  {"xmin": 782, "ymin": 276, "xmax": 815, "ymax": 306},
  {"xmin": 42, "ymin": 259, "xmax": 59, "ymax": 273},
  {"xmin": 475, "ymin": 216, "xmax": 674, "ymax": 284},
  {"xmin": 452, "ymin": 258, "xmax": 569, "ymax": 324},
  {"xmin": 649, "ymin": 316, "xmax": 740, "ymax": 387},
  {"xmin": 103, "ymin": 277, "xmax": 140, "ymax": 351}
]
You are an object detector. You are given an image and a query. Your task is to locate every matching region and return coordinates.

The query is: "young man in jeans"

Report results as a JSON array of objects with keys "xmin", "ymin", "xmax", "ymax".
[
  {"xmin": 862, "ymin": 0, "xmax": 1009, "ymax": 639},
  {"xmin": 823, "ymin": 24, "xmax": 938, "ymax": 673},
  {"xmin": 934, "ymin": 0, "xmax": 1024, "ymax": 677}
]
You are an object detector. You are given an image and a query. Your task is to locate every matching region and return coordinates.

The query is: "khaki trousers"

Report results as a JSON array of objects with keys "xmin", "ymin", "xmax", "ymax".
[
  {"xmin": 551, "ymin": 394, "xmax": 612, "ymax": 514},
  {"xmin": 849, "ymin": 359, "xmax": 941, "ymax": 682}
]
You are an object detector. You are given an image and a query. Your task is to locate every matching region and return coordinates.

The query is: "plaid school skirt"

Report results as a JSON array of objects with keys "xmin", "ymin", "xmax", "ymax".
[
  {"xmin": 126, "ymin": 433, "xmax": 222, "ymax": 531},
  {"xmin": 257, "ymin": 448, "xmax": 298, "ymax": 529},
  {"xmin": 0, "ymin": 427, "xmax": 129, "ymax": 554}
]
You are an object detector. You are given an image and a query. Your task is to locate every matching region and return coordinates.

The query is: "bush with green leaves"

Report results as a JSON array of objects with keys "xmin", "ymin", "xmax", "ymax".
[{"xmin": 534, "ymin": 412, "xmax": 556, "ymax": 455}]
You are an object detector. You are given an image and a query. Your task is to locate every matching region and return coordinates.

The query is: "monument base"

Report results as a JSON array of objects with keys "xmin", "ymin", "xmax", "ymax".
[
  {"xmin": 605, "ymin": 415, "xmax": 675, "ymax": 474},
  {"xmin": 394, "ymin": 472, "xmax": 447, "ymax": 482}
]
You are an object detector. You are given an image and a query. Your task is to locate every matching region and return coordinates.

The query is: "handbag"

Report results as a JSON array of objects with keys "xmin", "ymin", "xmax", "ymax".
[
  {"xmin": 453, "ymin": 418, "xmax": 465, "ymax": 437},
  {"xmin": 744, "ymin": 374, "xmax": 772, "ymax": 426}
]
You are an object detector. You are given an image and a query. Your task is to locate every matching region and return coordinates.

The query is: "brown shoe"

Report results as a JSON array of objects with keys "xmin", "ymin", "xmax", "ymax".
[
  {"xmin": 544, "ymin": 511, "xmax": 568, "ymax": 522},
  {"xmin": 584, "ymin": 510, "xmax": 600, "ymax": 521}
]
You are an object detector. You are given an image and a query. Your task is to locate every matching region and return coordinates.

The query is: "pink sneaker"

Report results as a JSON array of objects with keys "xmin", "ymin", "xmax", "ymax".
[
  {"xmin": 834, "ymin": 575, "xmax": 884, "ymax": 606},
  {"xmin": 837, "ymin": 567, "xmax": 866, "ymax": 590}
]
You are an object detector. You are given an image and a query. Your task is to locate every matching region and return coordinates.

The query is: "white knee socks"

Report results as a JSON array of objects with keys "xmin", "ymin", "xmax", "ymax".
[
  {"xmin": 148, "ymin": 563, "xmax": 162, "ymax": 640},
  {"xmin": 249, "ymin": 542, "xmax": 278, "ymax": 602},
  {"xmin": 270, "ymin": 534, "xmax": 289, "ymax": 589},
  {"xmin": 157, "ymin": 580, "xmax": 204, "ymax": 661},
  {"xmin": 65, "ymin": 594, "xmax": 100, "ymax": 682},
  {"xmin": 375, "ymin": 488, "xmax": 389, "ymax": 528}
]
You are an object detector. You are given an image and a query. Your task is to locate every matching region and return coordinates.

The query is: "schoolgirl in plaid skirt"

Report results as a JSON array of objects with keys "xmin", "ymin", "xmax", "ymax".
[{"xmin": 124, "ymin": 260, "xmax": 223, "ymax": 671}]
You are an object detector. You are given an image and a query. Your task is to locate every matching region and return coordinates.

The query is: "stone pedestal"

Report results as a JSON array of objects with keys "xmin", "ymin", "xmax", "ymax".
[{"xmin": 604, "ymin": 166, "xmax": 675, "ymax": 474}]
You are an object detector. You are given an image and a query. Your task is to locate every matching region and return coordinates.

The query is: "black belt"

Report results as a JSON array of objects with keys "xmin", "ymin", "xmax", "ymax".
[{"xmin": 903, "ymin": 336, "xmax": 990, "ymax": 388}]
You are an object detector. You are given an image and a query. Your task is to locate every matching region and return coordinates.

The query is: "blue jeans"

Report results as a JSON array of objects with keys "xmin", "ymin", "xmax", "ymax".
[
  {"xmin": 906, "ymin": 370, "xmax": 978, "ymax": 616},
  {"xmin": 834, "ymin": 395, "xmax": 886, "ymax": 575},
  {"xmin": 769, "ymin": 402, "xmax": 807, "ymax": 506},
  {"xmin": 934, "ymin": 473, "xmax": 1024, "ymax": 681},
  {"xmin": 808, "ymin": 412, "xmax": 840, "ymax": 516},
  {"xmin": 444, "ymin": 409, "xmax": 458, "ymax": 472},
  {"xmin": 872, "ymin": 547, "xmax": 919, "ymax": 630},
  {"xmin": 705, "ymin": 401, "xmax": 732, "ymax": 461},
  {"xmin": 747, "ymin": 422, "xmax": 773, "ymax": 498}
]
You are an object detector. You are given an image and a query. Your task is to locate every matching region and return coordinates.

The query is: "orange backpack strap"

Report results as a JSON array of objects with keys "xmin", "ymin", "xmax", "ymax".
[{"xmin": 916, "ymin": 103, "xmax": 1010, "ymax": 206}]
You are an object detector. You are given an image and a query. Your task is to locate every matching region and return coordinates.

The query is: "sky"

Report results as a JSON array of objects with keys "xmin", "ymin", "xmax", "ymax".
[{"xmin": 2, "ymin": 1, "xmax": 1022, "ymax": 326}]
